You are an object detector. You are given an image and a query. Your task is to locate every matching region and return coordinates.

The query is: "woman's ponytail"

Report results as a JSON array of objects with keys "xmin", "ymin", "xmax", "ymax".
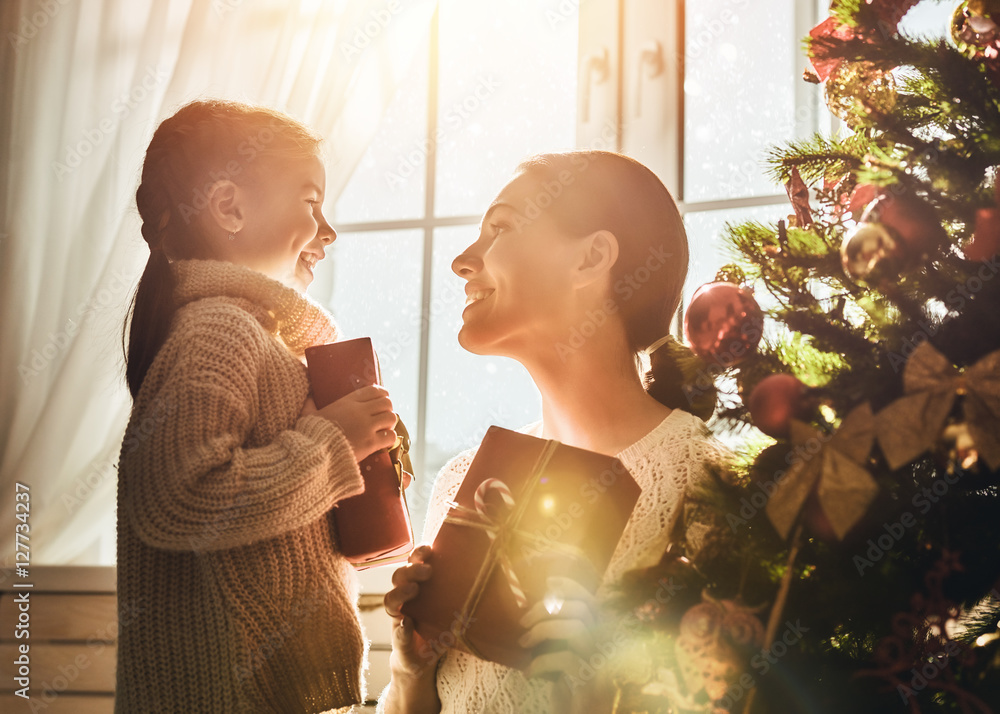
[{"xmin": 644, "ymin": 337, "xmax": 717, "ymax": 421}]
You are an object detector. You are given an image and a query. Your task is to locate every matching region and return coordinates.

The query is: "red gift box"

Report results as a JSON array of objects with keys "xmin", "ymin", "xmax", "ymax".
[
  {"xmin": 402, "ymin": 426, "xmax": 641, "ymax": 670},
  {"xmin": 304, "ymin": 337, "xmax": 414, "ymax": 570}
]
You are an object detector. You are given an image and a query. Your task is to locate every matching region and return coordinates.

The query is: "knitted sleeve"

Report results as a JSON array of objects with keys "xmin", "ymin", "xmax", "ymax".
[{"xmin": 120, "ymin": 302, "xmax": 364, "ymax": 552}]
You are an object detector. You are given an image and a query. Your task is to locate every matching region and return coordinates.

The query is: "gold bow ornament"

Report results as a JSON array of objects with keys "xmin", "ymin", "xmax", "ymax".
[
  {"xmin": 876, "ymin": 343, "xmax": 1000, "ymax": 471},
  {"xmin": 766, "ymin": 403, "xmax": 879, "ymax": 540}
]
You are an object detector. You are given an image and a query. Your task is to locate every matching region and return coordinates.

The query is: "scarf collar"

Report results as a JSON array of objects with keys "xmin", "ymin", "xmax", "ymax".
[{"xmin": 171, "ymin": 259, "xmax": 338, "ymax": 356}]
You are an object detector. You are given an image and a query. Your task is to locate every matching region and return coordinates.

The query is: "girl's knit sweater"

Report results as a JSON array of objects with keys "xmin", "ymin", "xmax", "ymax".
[{"xmin": 116, "ymin": 259, "xmax": 367, "ymax": 713}]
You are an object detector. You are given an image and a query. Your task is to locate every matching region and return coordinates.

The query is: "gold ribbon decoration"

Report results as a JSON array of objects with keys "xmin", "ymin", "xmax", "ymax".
[
  {"xmin": 444, "ymin": 478, "xmax": 531, "ymax": 608},
  {"xmin": 766, "ymin": 403, "xmax": 879, "ymax": 541},
  {"xmin": 877, "ymin": 343, "xmax": 1000, "ymax": 471}
]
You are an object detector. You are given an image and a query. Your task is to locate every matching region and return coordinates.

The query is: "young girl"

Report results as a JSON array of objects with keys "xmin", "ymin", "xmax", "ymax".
[
  {"xmin": 117, "ymin": 99, "xmax": 398, "ymax": 713},
  {"xmin": 381, "ymin": 151, "xmax": 726, "ymax": 713}
]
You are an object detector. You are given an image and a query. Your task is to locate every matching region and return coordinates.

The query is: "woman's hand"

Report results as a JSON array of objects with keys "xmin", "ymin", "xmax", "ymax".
[
  {"xmin": 384, "ymin": 546, "xmax": 441, "ymax": 676},
  {"xmin": 519, "ymin": 575, "xmax": 618, "ymax": 714},
  {"xmin": 300, "ymin": 385, "xmax": 397, "ymax": 462},
  {"xmin": 382, "ymin": 546, "xmax": 442, "ymax": 713}
]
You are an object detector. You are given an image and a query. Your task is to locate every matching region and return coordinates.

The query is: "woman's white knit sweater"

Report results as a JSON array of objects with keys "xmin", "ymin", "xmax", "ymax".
[
  {"xmin": 402, "ymin": 410, "xmax": 727, "ymax": 714},
  {"xmin": 116, "ymin": 260, "xmax": 367, "ymax": 713}
]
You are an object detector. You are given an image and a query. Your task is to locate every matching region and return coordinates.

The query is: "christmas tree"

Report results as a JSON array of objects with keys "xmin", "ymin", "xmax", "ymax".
[{"xmin": 611, "ymin": 1, "xmax": 1000, "ymax": 711}]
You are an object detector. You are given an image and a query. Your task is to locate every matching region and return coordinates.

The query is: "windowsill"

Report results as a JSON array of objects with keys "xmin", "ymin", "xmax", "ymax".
[
  {"xmin": 1, "ymin": 564, "xmax": 392, "ymax": 603},
  {"xmin": 0, "ymin": 565, "xmax": 116, "ymax": 593}
]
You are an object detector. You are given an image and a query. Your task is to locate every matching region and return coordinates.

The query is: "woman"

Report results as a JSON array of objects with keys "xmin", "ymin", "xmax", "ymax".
[{"xmin": 380, "ymin": 151, "xmax": 725, "ymax": 713}]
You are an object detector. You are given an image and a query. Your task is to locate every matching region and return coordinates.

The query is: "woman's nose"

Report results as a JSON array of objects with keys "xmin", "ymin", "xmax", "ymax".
[{"xmin": 451, "ymin": 244, "xmax": 483, "ymax": 278}]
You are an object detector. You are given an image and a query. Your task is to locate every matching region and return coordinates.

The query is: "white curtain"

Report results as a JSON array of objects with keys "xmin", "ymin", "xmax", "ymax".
[{"xmin": 0, "ymin": 0, "xmax": 435, "ymax": 566}]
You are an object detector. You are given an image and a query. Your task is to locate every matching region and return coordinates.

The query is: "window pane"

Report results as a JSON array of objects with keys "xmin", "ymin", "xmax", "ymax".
[
  {"xmin": 332, "ymin": 36, "xmax": 430, "ymax": 224},
  {"xmin": 417, "ymin": 225, "xmax": 542, "ymax": 533},
  {"xmin": 315, "ymin": 230, "xmax": 423, "ymax": 444},
  {"xmin": 435, "ymin": 0, "xmax": 579, "ymax": 217},
  {"xmin": 683, "ymin": 205, "xmax": 790, "ymax": 308},
  {"xmin": 899, "ymin": 2, "xmax": 949, "ymax": 37},
  {"xmin": 684, "ymin": 0, "xmax": 812, "ymax": 202}
]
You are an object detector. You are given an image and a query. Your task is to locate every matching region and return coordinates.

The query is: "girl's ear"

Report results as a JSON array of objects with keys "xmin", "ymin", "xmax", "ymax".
[
  {"xmin": 572, "ymin": 230, "xmax": 619, "ymax": 287},
  {"xmin": 205, "ymin": 180, "xmax": 244, "ymax": 234}
]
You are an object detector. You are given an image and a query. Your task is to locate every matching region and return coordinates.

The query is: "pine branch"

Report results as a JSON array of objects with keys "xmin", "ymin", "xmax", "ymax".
[{"xmin": 765, "ymin": 135, "xmax": 870, "ymax": 185}]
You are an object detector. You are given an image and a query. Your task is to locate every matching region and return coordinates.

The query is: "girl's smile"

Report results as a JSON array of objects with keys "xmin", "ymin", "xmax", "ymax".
[{"xmin": 219, "ymin": 153, "xmax": 335, "ymax": 292}]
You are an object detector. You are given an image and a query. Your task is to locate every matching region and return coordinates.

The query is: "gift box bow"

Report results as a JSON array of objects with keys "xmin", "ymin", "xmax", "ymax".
[
  {"xmin": 441, "ymin": 439, "xmax": 591, "ymax": 657},
  {"xmin": 444, "ymin": 477, "xmax": 532, "ymax": 609},
  {"xmin": 877, "ymin": 342, "xmax": 1000, "ymax": 471}
]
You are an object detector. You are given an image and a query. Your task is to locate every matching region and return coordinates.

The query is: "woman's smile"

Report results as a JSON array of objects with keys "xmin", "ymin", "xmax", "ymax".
[{"xmin": 464, "ymin": 286, "xmax": 495, "ymax": 308}]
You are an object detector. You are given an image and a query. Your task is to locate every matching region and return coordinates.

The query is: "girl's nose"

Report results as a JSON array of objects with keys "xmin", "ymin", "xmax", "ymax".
[{"xmin": 317, "ymin": 215, "xmax": 336, "ymax": 244}]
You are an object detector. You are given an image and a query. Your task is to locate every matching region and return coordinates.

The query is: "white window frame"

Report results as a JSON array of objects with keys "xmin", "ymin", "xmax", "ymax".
[
  {"xmin": 581, "ymin": 0, "xmax": 828, "ymax": 335},
  {"xmin": 336, "ymin": 0, "xmax": 825, "ymax": 593},
  {"xmin": 335, "ymin": 2, "xmax": 826, "ymax": 481}
]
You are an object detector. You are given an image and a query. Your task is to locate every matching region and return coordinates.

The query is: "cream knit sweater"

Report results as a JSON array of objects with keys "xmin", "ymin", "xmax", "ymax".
[{"xmin": 116, "ymin": 260, "xmax": 367, "ymax": 713}]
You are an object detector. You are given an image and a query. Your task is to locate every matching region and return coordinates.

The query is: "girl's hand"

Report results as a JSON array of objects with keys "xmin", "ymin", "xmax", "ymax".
[
  {"xmin": 519, "ymin": 575, "xmax": 618, "ymax": 714},
  {"xmin": 384, "ymin": 546, "xmax": 442, "ymax": 678},
  {"xmin": 302, "ymin": 386, "xmax": 398, "ymax": 462}
]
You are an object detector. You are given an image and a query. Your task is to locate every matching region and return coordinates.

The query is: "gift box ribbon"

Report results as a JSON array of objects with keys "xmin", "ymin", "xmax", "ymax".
[
  {"xmin": 446, "ymin": 477, "xmax": 531, "ymax": 609},
  {"xmin": 442, "ymin": 439, "xmax": 589, "ymax": 660}
]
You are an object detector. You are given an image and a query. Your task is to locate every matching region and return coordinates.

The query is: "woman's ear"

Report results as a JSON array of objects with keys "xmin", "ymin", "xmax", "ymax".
[
  {"xmin": 205, "ymin": 180, "xmax": 244, "ymax": 235},
  {"xmin": 573, "ymin": 230, "xmax": 619, "ymax": 287}
]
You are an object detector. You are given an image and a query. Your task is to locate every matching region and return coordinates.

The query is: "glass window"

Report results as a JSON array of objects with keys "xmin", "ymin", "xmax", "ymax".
[
  {"xmin": 320, "ymin": 4, "xmax": 576, "ymax": 547},
  {"xmin": 315, "ymin": 228, "xmax": 424, "ymax": 437},
  {"xmin": 683, "ymin": 204, "xmax": 791, "ymax": 307},
  {"xmin": 333, "ymin": 36, "xmax": 431, "ymax": 224},
  {"xmin": 435, "ymin": 0, "xmax": 579, "ymax": 216},
  {"xmin": 899, "ymin": 2, "xmax": 950, "ymax": 37},
  {"xmin": 683, "ymin": 0, "xmax": 806, "ymax": 202}
]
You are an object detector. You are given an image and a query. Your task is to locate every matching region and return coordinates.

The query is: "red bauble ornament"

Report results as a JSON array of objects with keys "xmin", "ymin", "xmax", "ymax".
[
  {"xmin": 684, "ymin": 283, "xmax": 764, "ymax": 366},
  {"xmin": 843, "ymin": 190, "xmax": 947, "ymax": 282},
  {"xmin": 966, "ymin": 207, "xmax": 1000, "ymax": 260},
  {"xmin": 748, "ymin": 374, "xmax": 807, "ymax": 439},
  {"xmin": 861, "ymin": 191, "xmax": 948, "ymax": 255}
]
